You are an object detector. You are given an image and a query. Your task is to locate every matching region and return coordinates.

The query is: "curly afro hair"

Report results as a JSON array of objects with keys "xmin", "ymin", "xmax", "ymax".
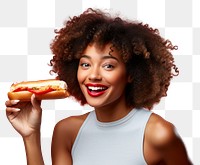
[{"xmin": 50, "ymin": 8, "xmax": 179, "ymax": 110}]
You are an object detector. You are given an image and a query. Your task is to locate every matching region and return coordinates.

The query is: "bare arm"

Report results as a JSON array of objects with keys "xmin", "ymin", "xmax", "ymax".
[
  {"xmin": 51, "ymin": 114, "xmax": 88, "ymax": 165},
  {"xmin": 6, "ymin": 95, "xmax": 44, "ymax": 165},
  {"xmin": 51, "ymin": 119, "xmax": 73, "ymax": 165},
  {"xmin": 23, "ymin": 132, "xmax": 44, "ymax": 165},
  {"xmin": 159, "ymin": 128, "xmax": 192, "ymax": 164},
  {"xmin": 145, "ymin": 113, "xmax": 192, "ymax": 165}
]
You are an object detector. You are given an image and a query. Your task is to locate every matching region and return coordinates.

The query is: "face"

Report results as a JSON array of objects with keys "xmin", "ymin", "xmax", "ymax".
[{"xmin": 77, "ymin": 43, "xmax": 129, "ymax": 109}]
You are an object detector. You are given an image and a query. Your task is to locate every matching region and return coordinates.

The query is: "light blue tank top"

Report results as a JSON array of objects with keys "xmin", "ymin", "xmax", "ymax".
[{"xmin": 72, "ymin": 108, "xmax": 152, "ymax": 165}]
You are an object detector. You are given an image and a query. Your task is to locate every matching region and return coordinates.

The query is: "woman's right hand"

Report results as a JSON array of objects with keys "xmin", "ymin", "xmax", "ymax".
[{"xmin": 5, "ymin": 94, "xmax": 43, "ymax": 138}]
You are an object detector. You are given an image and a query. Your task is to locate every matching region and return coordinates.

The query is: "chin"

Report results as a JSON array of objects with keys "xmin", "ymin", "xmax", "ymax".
[
  {"xmin": 87, "ymin": 101, "xmax": 103, "ymax": 108},
  {"xmin": 85, "ymin": 99, "xmax": 104, "ymax": 108}
]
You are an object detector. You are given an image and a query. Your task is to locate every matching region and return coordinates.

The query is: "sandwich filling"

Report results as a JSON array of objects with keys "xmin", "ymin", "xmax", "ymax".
[
  {"xmin": 12, "ymin": 86, "xmax": 64, "ymax": 95},
  {"xmin": 10, "ymin": 80, "xmax": 67, "ymax": 95}
]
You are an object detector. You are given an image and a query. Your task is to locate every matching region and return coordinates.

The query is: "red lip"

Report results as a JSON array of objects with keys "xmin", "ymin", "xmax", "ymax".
[
  {"xmin": 86, "ymin": 83, "xmax": 108, "ymax": 87},
  {"xmin": 85, "ymin": 83, "xmax": 108, "ymax": 97},
  {"xmin": 87, "ymin": 89, "xmax": 106, "ymax": 97}
]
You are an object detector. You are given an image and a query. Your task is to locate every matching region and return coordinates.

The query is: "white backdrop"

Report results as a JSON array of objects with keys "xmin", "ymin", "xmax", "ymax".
[{"xmin": 0, "ymin": 0, "xmax": 199, "ymax": 164}]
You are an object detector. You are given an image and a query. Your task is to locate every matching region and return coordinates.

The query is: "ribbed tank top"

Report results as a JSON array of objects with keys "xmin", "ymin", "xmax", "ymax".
[{"xmin": 72, "ymin": 108, "xmax": 152, "ymax": 165}]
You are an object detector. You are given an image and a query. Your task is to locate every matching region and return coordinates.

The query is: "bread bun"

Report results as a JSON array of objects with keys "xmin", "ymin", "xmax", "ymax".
[{"xmin": 8, "ymin": 79, "xmax": 70, "ymax": 101}]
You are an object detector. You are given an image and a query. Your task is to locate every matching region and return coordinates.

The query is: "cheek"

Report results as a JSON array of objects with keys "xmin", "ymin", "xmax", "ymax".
[
  {"xmin": 104, "ymin": 70, "xmax": 127, "ymax": 84},
  {"xmin": 77, "ymin": 68, "xmax": 83, "ymax": 83},
  {"xmin": 77, "ymin": 69, "xmax": 89, "ymax": 89}
]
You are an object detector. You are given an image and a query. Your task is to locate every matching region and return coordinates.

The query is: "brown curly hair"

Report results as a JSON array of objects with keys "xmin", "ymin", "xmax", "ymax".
[{"xmin": 50, "ymin": 8, "xmax": 179, "ymax": 110}]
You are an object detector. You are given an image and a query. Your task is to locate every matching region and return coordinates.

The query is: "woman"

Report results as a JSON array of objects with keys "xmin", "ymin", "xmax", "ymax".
[{"xmin": 6, "ymin": 8, "xmax": 192, "ymax": 165}]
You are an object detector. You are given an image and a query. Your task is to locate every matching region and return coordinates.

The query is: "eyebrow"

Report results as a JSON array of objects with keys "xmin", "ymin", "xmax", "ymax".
[{"xmin": 80, "ymin": 54, "xmax": 119, "ymax": 62}]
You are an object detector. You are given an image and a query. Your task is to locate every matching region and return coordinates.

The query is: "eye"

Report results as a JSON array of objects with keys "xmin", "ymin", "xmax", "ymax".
[
  {"xmin": 80, "ymin": 63, "xmax": 90, "ymax": 69},
  {"xmin": 103, "ymin": 64, "xmax": 115, "ymax": 70}
]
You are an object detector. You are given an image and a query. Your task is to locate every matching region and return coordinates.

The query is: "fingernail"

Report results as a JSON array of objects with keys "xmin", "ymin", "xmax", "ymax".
[
  {"xmin": 15, "ymin": 108, "xmax": 21, "ymax": 112},
  {"xmin": 11, "ymin": 100, "xmax": 20, "ymax": 104}
]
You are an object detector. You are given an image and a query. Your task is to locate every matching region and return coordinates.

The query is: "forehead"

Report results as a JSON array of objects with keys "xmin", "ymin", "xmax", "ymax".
[{"xmin": 83, "ymin": 43, "xmax": 121, "ymax": 58}]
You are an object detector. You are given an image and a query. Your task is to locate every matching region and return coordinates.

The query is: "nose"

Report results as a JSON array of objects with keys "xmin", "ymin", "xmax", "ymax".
[{"xmin": 88, "ymin": 66, "xmax": 102, "ymax": 81}]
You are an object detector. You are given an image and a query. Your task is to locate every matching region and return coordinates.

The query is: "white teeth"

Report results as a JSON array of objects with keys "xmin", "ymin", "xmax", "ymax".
[{"xmin": 88, "ymin": 86, "xmax": 107, "ymax": 91}]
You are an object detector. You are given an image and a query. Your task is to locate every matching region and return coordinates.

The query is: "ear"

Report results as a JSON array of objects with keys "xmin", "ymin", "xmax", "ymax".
[{"xmin": 127, "ymin": 75, "xmax": 133, "ymax": 83}]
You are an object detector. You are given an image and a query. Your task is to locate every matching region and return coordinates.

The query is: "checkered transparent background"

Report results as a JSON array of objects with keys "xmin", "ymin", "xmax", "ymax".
[{"xmin": 0, "ymin": 0, "xmax": 199, "ymax": 164}]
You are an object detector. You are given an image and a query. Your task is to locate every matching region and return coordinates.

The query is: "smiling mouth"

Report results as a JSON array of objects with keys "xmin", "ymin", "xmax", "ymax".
[
  {"xmin": 86, "ymin": 85, "xmax": 108, "ymax": 97},
  {"xmin": 87, "ymin": 86, "xmax": 108, "ymax": 91}
]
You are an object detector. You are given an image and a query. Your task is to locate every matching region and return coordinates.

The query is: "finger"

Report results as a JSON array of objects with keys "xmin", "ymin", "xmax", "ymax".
[
  {"xmin": 31, "ymin": 94, "xmax": 42, "ymax": 111},
  {"xmin": 6, "ymin": 107, "xmax": 21, "ymax": 113},
  {"xmin": 5, "ymin": 100, "xmax": 20, "ymax": 107},
  {"xmin": 6, "ymin": 107, "xmax": 21, "ymax": 120}
]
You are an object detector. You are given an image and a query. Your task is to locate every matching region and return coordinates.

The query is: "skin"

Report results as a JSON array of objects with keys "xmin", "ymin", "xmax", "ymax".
[
  {"xmin": 6, "ymin": 96, "xmax": 44, "ymax": 165},
  {"xmin": 5, "ymin": 43, "xmax": 192, "ymax": 165},
  {"xmin": 77, "ymin": 43, "xmax": 132, "ymax": 121}
]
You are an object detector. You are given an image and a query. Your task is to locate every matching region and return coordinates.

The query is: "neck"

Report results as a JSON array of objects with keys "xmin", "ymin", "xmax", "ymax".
[{"xmin": 94, "ymin": 98, "xmax": 133, "ymax": 122}]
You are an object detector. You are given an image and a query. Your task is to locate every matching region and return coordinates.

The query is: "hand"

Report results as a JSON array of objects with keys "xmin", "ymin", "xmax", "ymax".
[{"xmin": 5, "ymin": 94, "xmax": 42, "ymax": 138}]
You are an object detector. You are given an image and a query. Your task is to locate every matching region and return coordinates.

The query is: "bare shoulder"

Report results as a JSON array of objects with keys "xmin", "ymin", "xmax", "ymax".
[
  {"xmin": 52, "ymin": 112, "xmax": 90, "ymax": 150},
  {"xmin": 55, "ymin": 112, "xmax": 89, "ymax": 131},
  {"xmin": 145, "ymin": 112, "xmax": 178, "ymax": 148},
  {"xmin": 145, "ymin": 113, "xmax": 192, "ymax": 164},
  {"xmin": 51, "ymin": 112, "xmax": 90, "ymax": 164},
  {"xmin": 54, "ymin": 112, "xmax": 90, "ymax": 137}
]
